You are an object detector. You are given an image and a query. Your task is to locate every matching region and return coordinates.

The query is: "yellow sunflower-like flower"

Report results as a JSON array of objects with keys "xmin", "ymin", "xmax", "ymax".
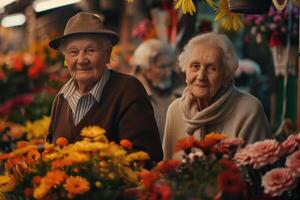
[
  {"xmin": 80, "ymin": 126, "xmax": 107, "ymax": 141},
  {"xmin": 122, "ymin": 166, "xmax": 139, "ymax": 184},
  {"xmin": 125, "ymin": 151, "xmax": 150, "ymax": 163},
  {"xmin": 0, "ymin": 174, "xmax": 16, "ymax": 193},
  {"xmin": 64, "ymin": 176, "xmax": 90, "ymax": 195},
  {"xmin": 215, "ymin": 0, "xmax": 243, "ymax": 31},
  {"xmin": 175, "ymin": 0, "xmax": 196, "ymax": 15},
  {"xmin": 70, "ymin": 141, "xmax": 109, "ymax": 152}
]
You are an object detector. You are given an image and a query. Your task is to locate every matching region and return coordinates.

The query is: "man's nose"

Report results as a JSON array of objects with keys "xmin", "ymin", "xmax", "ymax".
[{"xmin": 77, "ymin": 52, "xmax": 88, "ymax": 64}]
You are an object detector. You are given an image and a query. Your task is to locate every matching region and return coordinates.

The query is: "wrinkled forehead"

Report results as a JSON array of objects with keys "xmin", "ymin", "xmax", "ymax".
[{"xmin": 60, "ymin": 34, "xmax": 110, "ymax": 50}]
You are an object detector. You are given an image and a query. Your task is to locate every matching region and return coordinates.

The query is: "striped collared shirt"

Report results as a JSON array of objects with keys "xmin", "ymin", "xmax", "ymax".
[{"xmin": 59, "ymin": 69, "xmax": 110, "ymax": 125}]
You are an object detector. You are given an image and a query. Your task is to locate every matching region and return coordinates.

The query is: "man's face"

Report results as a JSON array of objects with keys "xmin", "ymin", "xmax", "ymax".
[
  {"xmin": 185, "ymin": 43, "xmax": 225, "ymax": 101},
  {"xmin": 64, "ymin": 35, "xmax": 111, "ymax": 86}
]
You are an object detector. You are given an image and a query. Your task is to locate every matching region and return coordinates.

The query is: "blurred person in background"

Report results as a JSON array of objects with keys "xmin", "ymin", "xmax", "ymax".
[
  {"xmin": 132, "ymin": 39, "xmax": 184, "ymax": 140},
  {"xmin": 163, "ymin": 32, "xmax": 271, "ymax": 160},
  {"xmin": 47, "ymin": 12, "xmax": 162, "ymax": 164}
]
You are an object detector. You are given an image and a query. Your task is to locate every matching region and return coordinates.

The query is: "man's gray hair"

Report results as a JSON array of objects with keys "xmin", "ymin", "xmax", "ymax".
[
  {"xmin": 178, "ymin": 32, "xmax": 239, "ymax": 84},
  {"xmin": 132, "ymin": 39, "xmax": 176, "ymax": 70}
]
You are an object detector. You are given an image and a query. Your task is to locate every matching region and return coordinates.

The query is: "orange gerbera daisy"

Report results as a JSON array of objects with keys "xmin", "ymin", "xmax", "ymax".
[
  {"xmin": 43, "ymin": 170, "xmax": 67, "ymax": 187},
  {"xmin": 64, "ymin": 176, "xmax": 90, "ymax": 195},
  {"xmin": 27, "ymin": 149, "xmax": 41, "ymax": 161},
  {"xmin": 51, "ymin": 159, "xmax": 73, "ymax": 169},
  {"xmin": 174, "ymin": 136, "xmax": 197, "ymax": 153}
]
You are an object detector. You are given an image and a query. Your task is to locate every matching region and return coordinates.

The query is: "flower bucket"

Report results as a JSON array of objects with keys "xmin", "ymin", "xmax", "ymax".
[{"xmin": 228, "ymin": 0, "xmax": 272, "ymax": 14}]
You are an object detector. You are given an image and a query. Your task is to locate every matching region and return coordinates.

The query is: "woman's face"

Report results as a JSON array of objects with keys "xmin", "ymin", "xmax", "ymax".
[
  {"xmin": 64, "ymin": 35, "xmax": 110, "ymax": 88},
  {"xmin": 185, "ymin": 43, "xmax": 225, "ymax": 101}
]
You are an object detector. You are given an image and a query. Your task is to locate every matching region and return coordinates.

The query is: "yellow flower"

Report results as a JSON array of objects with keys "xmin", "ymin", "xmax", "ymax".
[
  {"xmin": 0, "ymin": 175, "xmax": 16, "ymax": 193},
  {"xmin": 43, "ymin": 170, "xmax": 67, "ymax": 188},
  {"xmin": 122, "ymin": 166, "xmax": 139, "ymax": 184},
  {"xmin": 215, "ymin": 0, "xmax": 243, "ymax": 31},
  {"xmin": 64, "ymin": 176, "xmax": 90, "ymax": 195},
  {"xmin": 70, "ymin": 141, "xmax": 109, "ymax": 152},
  {"xmin": 33, "ymin": 182, "xmax": 51, "ymax": 199},
  {"xmin": 25, "ymin": 116, "xmax": 50, "ymax": 140},
  {"xmin": 125, "ymin": 151, "xmax": 150, "ymax": 163},
  {"xmin": 95, "ymin": 181, "xmax": 103, "ymax": 188},
  {"xmin": 80, "ymin": 126, "xmax": 107, "ymax": 141},
  {"xmin": 175, "ymin": 0, "xmax": 196, "ymax": 15},
  {"xmin": 66, "ymin": 152, "xmax": 90, "ymax": 163}
]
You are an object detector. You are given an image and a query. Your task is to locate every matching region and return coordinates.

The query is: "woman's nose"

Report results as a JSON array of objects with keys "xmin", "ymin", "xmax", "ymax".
[{"xmin": 196, "ymin": 67, "xmax": 207, "ymax": 80}]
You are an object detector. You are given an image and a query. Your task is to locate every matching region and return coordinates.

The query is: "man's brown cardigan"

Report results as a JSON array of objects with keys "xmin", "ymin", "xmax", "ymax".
[{"xmin": 47, "ymin": 70, "xmax": 163, "ymax": 163}]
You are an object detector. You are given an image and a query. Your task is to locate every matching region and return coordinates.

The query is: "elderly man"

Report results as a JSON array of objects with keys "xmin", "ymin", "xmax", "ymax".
[{"xmin": 47, "ymin": 12, "xmax": 162, "ymax": 163}]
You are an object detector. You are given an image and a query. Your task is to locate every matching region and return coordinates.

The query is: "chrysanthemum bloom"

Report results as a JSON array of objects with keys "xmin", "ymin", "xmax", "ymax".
[
  {"xmin": 262, "ymin": 168, "xmax": 296, "ymax": 197},
  {"xmin": 43, "ymin": 170, "xmax": 67, "ymax": 188},
  {"xmin": 64, "ymin": 176, "xmax": 90, "ymax": 195},
  {"xmin": 0, "ymin": 175, "xmax": 16, "ymax": 193},
  {"xmin": 174, "ymin": 136, "xmax": 197, "ymax": 153},
  {"xmin": 281, "ymin": 134, "xmax": 299, "ymax": 155},
  {"xmin": 188, "ymin": 150, "xmax": 205, "ymax": 162},
  {"xmin": 285, "ymin": 150, "xmax": 300, "ymax": 177},
  {"xmin": 217, "ymin": 171, "xmax": 245, "ymax": 195},
  {"xmin": 125, "ymin": 151, "xmax": 150, "ymax": 163},
  {"xmin": 80, "ymin": 126, "xmax": 107, "ymax": 142},
  {"xmin": 154, "ymin": 160, "xmax": 180, "ymax": 174},
  {"xmin": 51, "ymin": 159, "xmax": 73, "ymax": 169},
  {"xmin": 249, "ymin": 139, "xmax": 281, "ymax": 169}
]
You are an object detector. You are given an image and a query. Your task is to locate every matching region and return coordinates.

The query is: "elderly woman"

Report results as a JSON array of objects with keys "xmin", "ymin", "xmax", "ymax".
[
  {"xmin": 47, "ymin": 12, "xmax": 162, "ymax": 163},
  {"xmin": 163, "ymin": 32, "xmax": 271, "ymax": 160}
]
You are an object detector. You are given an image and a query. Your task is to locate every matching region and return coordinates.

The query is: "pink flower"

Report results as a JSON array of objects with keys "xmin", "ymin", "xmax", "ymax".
[
  {"xmin": 250, "ymin": 139, "xmax": 281, "ymax": 169},
  {"xmin": 286, "ymin": 150, "xmax": 300, "ymax": 177},
  {"xmin": 262, "ymin": 168, "xmax": 296, "ymax": 197},
  {"xmin": 280, "ymin": 134, "xmax": 299, "ymax": 155},
  {"xmin": 221, "ymin": 138, "xmax": 244, "ymax": 149},
  {"xmin": 234, "ymin": 145, "xmax": 254, "ymax": 166}
]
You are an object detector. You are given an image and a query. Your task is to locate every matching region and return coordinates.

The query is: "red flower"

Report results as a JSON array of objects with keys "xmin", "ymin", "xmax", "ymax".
[
  {"xmin": 138, "ymin": 171, "xmax": 160, "ymax": 189},
  {"xmin": 154, "ymin": 160, "xmax": 180, "ymax": 174},
  {"xmin": 153, "ymin": 183, "xmax": 172, "ymax": 200},
  {"xmin": 174, "ymin": 136, "xmax": 197, "ymax": 152},
  {"xmin": 11, "ymin": 55, "xmax": 24, "ymax": 72},
  {"xmin": 27, "ymin": 57, "xmax": 44, "ymax": 78},
  {"xmin": 219, "ymin": 159, "xmax": 239, "ymax": 173},
  {"xmin": 218, "ymin": 171, "xmax": 245, "ymax": 195},
  {"xmin": 120, "ymin": 139, "xmax": 133, "ymax": 149}
]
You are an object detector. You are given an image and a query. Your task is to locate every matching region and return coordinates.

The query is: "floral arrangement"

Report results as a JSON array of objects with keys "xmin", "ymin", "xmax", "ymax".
[
  {"xmin": 127, "ymin": 133, "xmax": 247, "ymax": 200},
  {"xmin": 127, "ymin": 0, "xmax": 243, "ymax": 31},
  {"xmin": 0, "ymin": 125, "xmax": 149, "ymax": 199},
  {"xmin": 0, "ymin": 38, "xmax": 65, "ymax": 122},
  {"xmin": 244, "ymin": 5, "xmax": 299, "ymax": 47},
  {"xmin": 234, "ymin": 133, "xmax": 300, "ymax": 199}
]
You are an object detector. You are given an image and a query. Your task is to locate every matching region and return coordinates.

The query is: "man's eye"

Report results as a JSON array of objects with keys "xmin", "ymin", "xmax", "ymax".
[
  {"xmin": 87, "ymin": 48, "xmax": 95, "ymax": 53},
  {"xmin": 207, "ymin": 65, "xmax": 217, "ymax": 71},
  {"xmin": 190, "ymin": 63, "xmax": 199, "ymax": 69}
]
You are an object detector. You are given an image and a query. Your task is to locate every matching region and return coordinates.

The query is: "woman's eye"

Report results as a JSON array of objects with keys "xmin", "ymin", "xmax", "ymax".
[
  {"xmin": 207, "ymin": 65, "xmax": 217, "ymax": 72},
  {"xmin": 68, "ymin": 50, "xmax": 78, "ymax": 56},
  {"xmin": 190, "ymin": 63, "xmax": 199, "ymax": 69},
  {"xmin": 87, "ymin": 48, "xmax": 95, "ymax": 53}
]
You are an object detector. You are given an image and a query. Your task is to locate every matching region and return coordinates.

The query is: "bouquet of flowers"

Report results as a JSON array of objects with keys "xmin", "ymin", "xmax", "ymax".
[
  {"xmin": 244, "ymin": 5, "xmax": 299, "ymax": 47},
  {"xmin": 234, "ymin": 133, "xmax": 300, "ymax": 200},
  {"xmin": 0, "ymin": 126, "xmax": 149, "ymax": 199},
  {"xmin": 127, "ymin": 133, "xmax": 247, "ymax": 200}
]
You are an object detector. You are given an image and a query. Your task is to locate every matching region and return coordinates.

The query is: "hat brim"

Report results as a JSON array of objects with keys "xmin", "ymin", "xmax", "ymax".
[{"xmin": 49, "ymin": 30, "xmax": 119, "ymax": 50}]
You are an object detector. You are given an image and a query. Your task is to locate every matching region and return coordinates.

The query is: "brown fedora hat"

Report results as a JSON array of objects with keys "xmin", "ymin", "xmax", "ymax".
[{"xmin": 49, "ymin": 12, "xmax": 119, "ymax": 50}]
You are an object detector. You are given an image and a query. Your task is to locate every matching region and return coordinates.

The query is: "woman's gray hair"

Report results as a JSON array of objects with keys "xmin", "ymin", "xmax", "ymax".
[
  {"xmin": 132, "ymin": 39, "xmax": 176, "ymax": 70},
  {"xmin": 178, "ymin": 32, "xmax": 239, "ymax": 83}
]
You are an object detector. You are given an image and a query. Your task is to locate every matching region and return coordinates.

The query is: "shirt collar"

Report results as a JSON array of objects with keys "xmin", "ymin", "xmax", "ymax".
[{"xmin": 59, "ymin": 69, "xmax": 110, "ymax": 102}]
